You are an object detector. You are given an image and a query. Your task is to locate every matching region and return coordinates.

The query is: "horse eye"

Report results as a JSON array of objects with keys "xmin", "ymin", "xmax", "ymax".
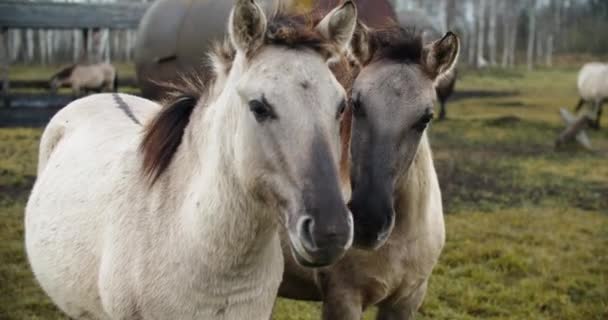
[
  {"xmin": 248, "ymin": 99, "xmax": 276, "ymax": 122},
  {"xmin": 412, "ymin": 112, "xmax": 434, "ymax": 132},
  {"xmin": 352, "ymin": 99, "xmax": 366, "ymax": 118}
]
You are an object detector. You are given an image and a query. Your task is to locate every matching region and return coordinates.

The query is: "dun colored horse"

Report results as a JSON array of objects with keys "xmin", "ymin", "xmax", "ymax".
[
  {"xmin": 50, "ymin": 62, "xmax": 117, "ymax": 96},
  {"xmin": 26, "ymin": 1, "xmax": 358, "ymax": 319},
  {"xmin": 278, "ymin": 22, "xmax": 460, "ymax": 320}
]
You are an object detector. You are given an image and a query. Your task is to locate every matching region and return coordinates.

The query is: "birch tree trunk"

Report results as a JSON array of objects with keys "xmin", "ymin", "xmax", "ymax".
[
  {"xmin": 508, "ymin": 17, "xmax": 518, "ymax": 67},
  {"xmin": 526, "ymin": 1, "xmax": 537, "ymax": 71},
  {"xmin": 38, "ymin": 30, "xmax": 47, "ymax": 65},
  {"xmin": 468, "ymin": 27, "xmax": 476, "ymax": 65},
  {"xmin": 501, "ymin": 0, "xmax": 511, "ymax": 68},
  {"xmin": 86, "ymin": 29, "xmax": 93, "ymax": 63},
  {"xmin": 98, "ymin": 29, "xmax": 109, "ymax": 63},
  {"xmin": 476, "ymin": 0, "xmax": 486, "ymax": 67},
  {"xmin": 9, "ymin": 30, "xmax": 21, "ymax": 62},
  {"xmin": 488, "ymin": 0, "xmax": 497, "ymax": 65},
  {"xmin": 73, "ymin": 30, "xmax": 81, "ymax": 63},
  {"xmin": 546, "ymin": 35, "xmax": 554, "ymax": 66},
  {"xmin": 536, "ymin": 29, "xmax": 544, "ymax": 63},
  {"xmin": 46, "ymin": 30, "xmax": 54, "ymax": 65},
  {"xmin": 26, "ymin": 29, "xmax": 34, "ymax": 63},
  {"xmin": 445, "ymin": 0, "xmax": 456, "ymax": 31}
]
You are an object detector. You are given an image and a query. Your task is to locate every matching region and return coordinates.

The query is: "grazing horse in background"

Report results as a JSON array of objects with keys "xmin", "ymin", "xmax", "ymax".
[
  {"xmin": 25, "ymin": 1, "xmax": 358, "ymax": 319},
  {"xmin": 50, "ymin": 62, "xmax": 117, "ymax": 96},
  {"xmin": 435, "ymin": 68, "xmax": 457, "ymax": 120},
  {"xmin": 278, "ymin": 23, "xmax": 460, "ymax": 320},
  {"xmin": 574, "ymin": 62, "xmax": 608, "ymax": 129}
]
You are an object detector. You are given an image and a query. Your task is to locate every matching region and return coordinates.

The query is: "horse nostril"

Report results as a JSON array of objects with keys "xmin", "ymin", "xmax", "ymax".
[{"xmin": 297, "ymin": 216, "xmax": 317, "ymax": 251}]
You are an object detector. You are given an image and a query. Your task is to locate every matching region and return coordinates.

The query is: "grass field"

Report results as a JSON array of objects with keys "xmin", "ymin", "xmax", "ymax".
[{"xmin": 1, "ymin": 67, "xmax": 607, "ymax": 319}]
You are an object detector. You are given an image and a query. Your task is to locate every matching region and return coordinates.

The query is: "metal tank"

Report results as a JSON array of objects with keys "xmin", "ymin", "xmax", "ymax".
[{"xmin": 134, "ymin": 0, "xmax": 396, "ymax": 99}]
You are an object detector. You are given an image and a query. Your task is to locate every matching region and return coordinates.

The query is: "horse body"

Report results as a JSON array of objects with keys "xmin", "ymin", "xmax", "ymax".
[
  {"xmin": 574, "ymin": 62, "xmax": 607, "ymax": 129},
  {"xmin": 28, "ymin": 92, "xmax": 285, "ymax": 320},
  {"xmin": 51, "ymin": 63, "xmax": 117, "ymax": 95},
  {"xmin": 278, "ymin": 24, "xmax": 460, "ymax": 320},
  {"xmin": 578, "ymin": 62, "xmax": 608, "ymax": 102},
  {"xmin": 27, "ymin": 1, "xmax": 358, "ymax": 319}
]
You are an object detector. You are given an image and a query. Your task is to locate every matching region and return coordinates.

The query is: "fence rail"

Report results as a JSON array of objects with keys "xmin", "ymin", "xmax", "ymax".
[
  {"xmin": 0, "ymin": 1, "xmax": 150, "ymax": 29},
  {"xmin": 9, "ymin": 78, "xmax": 138, "ymax": 90}
]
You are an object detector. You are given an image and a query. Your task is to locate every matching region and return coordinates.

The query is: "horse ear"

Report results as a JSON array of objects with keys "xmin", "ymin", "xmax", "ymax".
[
  {"xmin": 422, "ymin": 32, "xmax": 460, "ymax": 80},
  {"xmin": 350, "ymin": 21, "xmax": 372, "ymax": 64},
  {"xmin": 315, "ymin": 1, "xmax": 358, "ymax": 54},
  {"xmin": 229, "ymin": 0, "xmax": 267, "ymax": 55}
]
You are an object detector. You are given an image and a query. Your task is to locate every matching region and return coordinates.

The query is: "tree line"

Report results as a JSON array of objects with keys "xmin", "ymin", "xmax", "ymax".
[
  {"xmin": 392, "ymin": 0, "xmax": 608, "ymax": 68},
  {"xmin": 4, "ymin": 0, "xmax": 608, "ymax": 66}
]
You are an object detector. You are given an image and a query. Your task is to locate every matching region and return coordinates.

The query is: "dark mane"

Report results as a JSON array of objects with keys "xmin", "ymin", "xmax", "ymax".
[
  {"xmin": 264, "ymin": 14, "xmax": 333, "ymax": 57},
  {"xmin": 140, "ymin": 76, "xmax": 205, "ymax": 184},
  {"xmin": 51, "ymin": 64, "xmax": 76, "ymax": 80},
  {"xmin": 368, "ymin": 26, "xmax": 424, "ymax": 65},
  {"xmin": 139, "ymin": 13, "xmax": 336, "ymax": 185}
]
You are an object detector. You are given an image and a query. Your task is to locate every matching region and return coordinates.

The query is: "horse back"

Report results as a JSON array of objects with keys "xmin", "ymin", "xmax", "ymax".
[
  {"xmin": 577, "ymin": 62, "xmax": 608, "ymax": 100},
  {"xmin": 37, "ymin": 93, "xmax": 159, "ymax": 174}
]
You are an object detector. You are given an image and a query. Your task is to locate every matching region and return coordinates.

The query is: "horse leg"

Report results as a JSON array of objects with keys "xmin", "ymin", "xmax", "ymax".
[
  {"xmin": 438, "ymin": 100, "xmax": 447, "ymax": 121},
  {"xmin": 595, "ymin": 99, "xmax": 604, "ymax": 130},
  {"xmin": 318, "ymin": 272, "xmax": 362, "ymax": 320},
  {"xmin": 375, "ymin": 281, "xmax": 428, "ymax": 320},
  {"xmin": 321, "ymin": 290, "xmax": 363, "ymax": 320},
  {"xmin": 574, "ymin": 98, "xmax": 585, "ymax": 112}
]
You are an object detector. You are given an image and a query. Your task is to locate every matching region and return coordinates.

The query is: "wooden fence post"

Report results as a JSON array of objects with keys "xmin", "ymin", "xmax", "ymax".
[{"xmin": 0, "ymin": 27, "xmax": 10, "ymax": 107}]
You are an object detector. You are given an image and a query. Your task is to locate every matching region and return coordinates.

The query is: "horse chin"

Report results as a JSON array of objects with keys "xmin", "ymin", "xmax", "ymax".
[
  {"xmin": 352, "ymin": 218, "xmax": 394, "ymax": 251},
  {"xmin": 287, "ymin": 232, "xmax": 343, "ymax": 268}
]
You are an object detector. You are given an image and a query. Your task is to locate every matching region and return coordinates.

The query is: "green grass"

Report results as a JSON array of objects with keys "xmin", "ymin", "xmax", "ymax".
[{"xmin": 1, "ymin": 67, "xmax": 607, "ymax": 319}]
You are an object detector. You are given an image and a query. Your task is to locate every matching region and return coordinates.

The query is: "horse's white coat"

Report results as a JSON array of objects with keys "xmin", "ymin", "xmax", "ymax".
[
  {"xmin": 25, "ymin": 1, "xmax": 357, "ymax": 318},
  {"xmin": 578, "ymin": 62, "xmax": 608, "ymax": 103}
]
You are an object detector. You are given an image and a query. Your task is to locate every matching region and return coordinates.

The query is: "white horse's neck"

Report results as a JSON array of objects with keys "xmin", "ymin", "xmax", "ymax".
[
  {"xmin": 394, "ymin": 133, "xmax": 439, "ymax": 236},
  {"xmin": 147, "ymin": 54, "xmax": 281, "ymax": 283}
]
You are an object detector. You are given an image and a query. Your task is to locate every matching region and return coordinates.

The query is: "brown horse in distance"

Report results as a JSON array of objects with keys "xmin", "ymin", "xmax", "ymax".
[{"xmin": 50, "ymin": 63, "xmax": 117, "ymax": 96}]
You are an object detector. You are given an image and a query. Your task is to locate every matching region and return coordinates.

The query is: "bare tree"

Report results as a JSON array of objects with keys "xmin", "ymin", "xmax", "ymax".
[
  {"xmin": 476, "ymin": 0, "xmax": 487, "ymax": 67},
  {"xmin": 527, "ymin": 0, "xmax": 538, "ymax": 71},
  {"xmin": 488, "ymin": 0, "xmax": 498, "ymax": 65}
]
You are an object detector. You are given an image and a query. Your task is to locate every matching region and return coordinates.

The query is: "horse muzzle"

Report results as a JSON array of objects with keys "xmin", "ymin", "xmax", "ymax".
[
  {"xmin": 288, "ymin": 213, "xmax": 353, "ymax": 267},
  {"xmin": 348, "ymin": 192, "xmax": 395, "ymax": 250}
]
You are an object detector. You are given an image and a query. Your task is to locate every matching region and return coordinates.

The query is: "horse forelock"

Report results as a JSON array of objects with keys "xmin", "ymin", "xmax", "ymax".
[
  {"xmin": 367, "ymin": 26, "xmax": 424, "ymax": 66},
  {"xmin": 209, "ymin": 12, "xmax": 343, "ymax": 77}
]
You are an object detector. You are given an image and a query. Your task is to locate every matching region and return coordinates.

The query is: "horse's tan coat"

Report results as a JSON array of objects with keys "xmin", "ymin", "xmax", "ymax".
[{"xmin": 278, "ymin": 25, "xmax": 460, "ymax": 320}]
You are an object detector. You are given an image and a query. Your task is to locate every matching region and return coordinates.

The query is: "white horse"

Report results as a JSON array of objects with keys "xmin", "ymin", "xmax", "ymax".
[
  {"xmin": 25, "ymin": 1, "xmax": 358, "ymax": 319},
  {"xmin": 574, "ymin": 62, "xmax": 608, "ymax": 129}
]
